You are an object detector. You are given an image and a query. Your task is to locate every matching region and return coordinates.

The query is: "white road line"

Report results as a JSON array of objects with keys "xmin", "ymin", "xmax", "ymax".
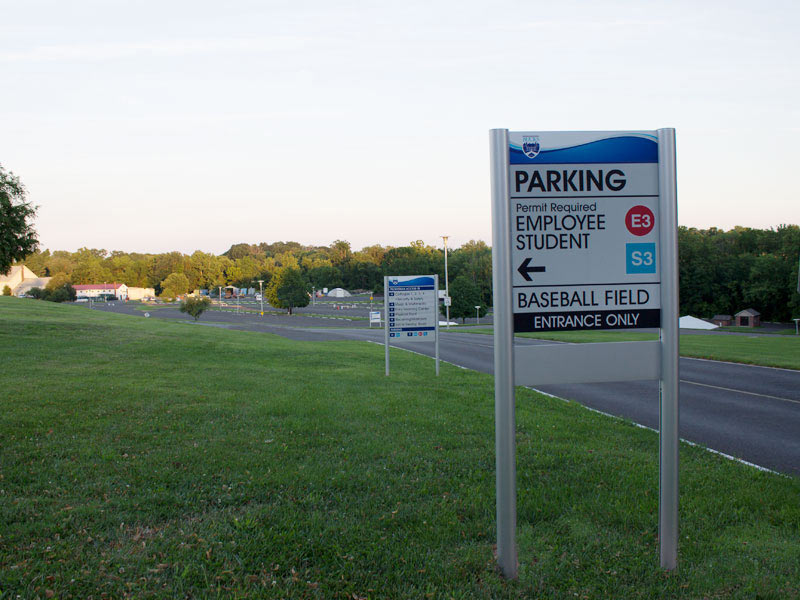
[
  {"xmin": 680, "ymin": 380, "xmax": 799, "ymax": 405},
  {"xmin": 524, "ymin": 387, "xmax": 783, "ymax": 476},
  {"xmin": 682, "ymin": 355, "xmax": 799, "ymax": 373}
]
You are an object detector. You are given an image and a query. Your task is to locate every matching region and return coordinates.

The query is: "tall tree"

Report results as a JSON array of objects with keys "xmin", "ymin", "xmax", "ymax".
[
  {"xmin": 329, "ymin": 239, "xmax": 352, "ymax": 266},
  {"xmin": 449, "ymin": 275, "xmax": 485, "ymax": 324},
  {"xmin": 265, "ymin": 266, "xmax": 310, "ymax": 315},
  {"xmin": 160, "ymin": 272, "xmax": 191, "ymax": 299},
  {"xmin": 449, "ymin": 240, "xmax": 492, "ymax": 305},
  {"xmin": 179, "ymin": 296, "xmax": 212, "ymax": 321},
  {"xmin": 0, "ymin": 165, "xmax": 38, "ymax": 275}
]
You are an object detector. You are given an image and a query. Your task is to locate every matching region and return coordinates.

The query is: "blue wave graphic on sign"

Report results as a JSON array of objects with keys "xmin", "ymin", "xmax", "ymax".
[
  {"xmin": 388, "ymin": 276, "xmax": 435, "ymax": 287},
  {"xmin": 510, "ymin": 136, "xmax": 658, "ymax": 164}
]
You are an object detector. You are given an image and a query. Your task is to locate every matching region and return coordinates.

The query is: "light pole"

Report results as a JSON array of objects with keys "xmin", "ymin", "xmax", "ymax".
[
  {"xmin": 218, "ymin": 286, "xmax": 222, "ymax": 310},
  {"xmin": 442, "ymin": 235, "xmax": 450, "ymax": 329},
  {"xmin": 257, "ymin": 279, "xmax": 264, "ymax": 316},
  {"xmin": 475, "ymin": 305, "xmax": 481, "ymax": 325}
]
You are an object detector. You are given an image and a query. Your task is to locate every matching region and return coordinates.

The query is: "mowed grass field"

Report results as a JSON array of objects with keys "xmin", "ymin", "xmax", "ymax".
[
  {"xmin": 1, "ymin": 297, "xmax": 799, "ymax": 599},
  {"xmin": 456, "ymin": 329, "xmax": 800, "ymax": 370}
]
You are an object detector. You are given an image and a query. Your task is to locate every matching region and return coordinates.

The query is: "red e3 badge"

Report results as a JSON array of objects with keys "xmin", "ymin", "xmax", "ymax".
[{"xmin": 625, "ymin": 205, "xmax": 654, "ymax": 236}]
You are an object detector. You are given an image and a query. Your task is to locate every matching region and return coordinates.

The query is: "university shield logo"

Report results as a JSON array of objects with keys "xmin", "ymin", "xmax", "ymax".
[{"xmin": 522, "ymin": 135, "xmax": 540, "ymax": 159}]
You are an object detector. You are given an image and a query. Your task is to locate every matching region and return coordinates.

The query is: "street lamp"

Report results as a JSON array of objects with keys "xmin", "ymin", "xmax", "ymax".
[
  {"xmin": 257, "ymin": 279, "xmax": 264, "ymax": 316},
  {"xmin": 218, "ymin": 286, "xmax": 222, "ymax": 310},
  {"xmin": 475, "ymin": 305, "xmax": 481, "ymax": 325},
  {"xmin": 442, "ymin": 235, "xmax": 450, "ymax": 329}
]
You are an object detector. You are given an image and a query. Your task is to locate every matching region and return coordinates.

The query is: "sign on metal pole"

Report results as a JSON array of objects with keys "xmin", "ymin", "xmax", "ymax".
[
  {"xmin": 490, "ymin": 129, "xmax": 679, "ymax": 578},
  {"xmin": 383, "ymin": 275, "xmax": 440, "ymax": 376}
]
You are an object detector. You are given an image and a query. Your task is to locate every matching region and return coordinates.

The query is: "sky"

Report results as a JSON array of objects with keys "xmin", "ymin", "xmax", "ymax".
[{"xmin": 1, "ymin": 0, "xmax": 798, "ymax": 255}]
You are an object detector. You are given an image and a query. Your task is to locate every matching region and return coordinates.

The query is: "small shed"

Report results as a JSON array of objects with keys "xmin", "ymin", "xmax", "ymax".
[
  {"xmin": 734, "ymin": 308, "xmax": 761, "ymax": 328},
  {"xmin": 712, "ymin": 314, "xmax": 733, "ymax": 327}
]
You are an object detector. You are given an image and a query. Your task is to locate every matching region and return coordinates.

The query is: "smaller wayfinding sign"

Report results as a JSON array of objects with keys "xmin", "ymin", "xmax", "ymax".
[
  {"xmin": 384, "ymin": 275, "xmax": 440, "ymax": 376},
  {"xmin": 508, "ymin": 131, "xmax": 661, "ymax": 332},
  {"xmin": 386, "ymin": 276, "xmax": 437, "ymax": 340}
]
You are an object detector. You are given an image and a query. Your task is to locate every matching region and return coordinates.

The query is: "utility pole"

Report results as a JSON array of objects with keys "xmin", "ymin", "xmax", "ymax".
[
  {"xmin": 258, "ymin": 280, "xmax": 264, "ymax": 316},
  {"xmin": 442, "ymin": 235, "xmax": 450, "ymax": 329}
]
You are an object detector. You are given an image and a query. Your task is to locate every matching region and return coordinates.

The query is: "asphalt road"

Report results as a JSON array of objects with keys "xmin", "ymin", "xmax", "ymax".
[{"xmin": 85, "ymin": 301, "xmax": 800, "ymax": 476}]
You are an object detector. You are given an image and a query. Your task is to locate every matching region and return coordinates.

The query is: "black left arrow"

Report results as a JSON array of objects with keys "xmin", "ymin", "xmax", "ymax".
[{"xmin": 517, "ymin": 257, "xmax": 546, "ymax": 281}]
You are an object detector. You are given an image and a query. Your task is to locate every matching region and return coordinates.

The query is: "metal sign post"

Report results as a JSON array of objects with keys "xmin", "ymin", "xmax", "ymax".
[
  {"xmin": 490, "ymin": 130, "xmax": 518, "ymax": 579},
  {"xmin": 657, "ymin": 128, "xmax": 679, "ymax": 570},
  {"xmin": 490, "ymin": 128, "xmax": 679, "ymax": 578},
  {"xmin": 384, "ymin": 275, "xmax": 440, "ymax": 376}
]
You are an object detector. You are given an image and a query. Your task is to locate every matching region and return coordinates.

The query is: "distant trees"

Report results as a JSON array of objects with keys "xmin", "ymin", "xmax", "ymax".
[
  {"xmin": 265, "ymin": 267, "xmax": 310, "ymax": 315},
  {"xmin": 9, "ymin": 226, "xmax": 796, "ymax": 321},
  {"xmin": 46, "ymin": 272, "xmax": 72, "ymax": 293},
  {"xmin": 11, "ymin": 239, "xmax": 493, "ymax": 304},
  {"xmin": 48, "ymin": 283, "xmax": 76, "ymax": 303},
  {"xmin": 679, "ymin": 225, "xmax": 800, "ymax": 321},
  {"xmin": 29, "ymin": 283, "xmax": 75, "ymax": 302},
  {"xmin": 179, "ymin": 296, "xmax": 212, "ymax": 321},
  {"xmin": 0, "ymin": 164, "xmax": 38, "ymax": 275}
]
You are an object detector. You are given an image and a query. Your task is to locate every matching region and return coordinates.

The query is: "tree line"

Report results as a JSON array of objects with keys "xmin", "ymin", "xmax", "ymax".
[
  {"xmin": 679, "ymin": 225, "xmax": 799, "ymax": 322},
  {"xmin": 19, "ymin": 239, "xmax": 493, "ymax": 303},
  {"xmin": 15, "ymin": 226, "xmax": 800, "ymax": 322}
]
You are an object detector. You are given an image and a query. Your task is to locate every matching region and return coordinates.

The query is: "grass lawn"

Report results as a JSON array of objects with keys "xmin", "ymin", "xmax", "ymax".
[
  {"xmin": 454, "ymin": 328, "xmax": 800, "ymax": 370},
  {"xmin": 1, "ymin": 297, "xmax": 798, "ymax": 598},
  {"xmin": 716, "ymin": 326, "xmax": 798, "ymax": 335}
]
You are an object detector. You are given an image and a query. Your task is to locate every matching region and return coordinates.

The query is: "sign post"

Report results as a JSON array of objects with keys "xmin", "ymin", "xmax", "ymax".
[
  {"xmin": 490, "ymin": 128, "xmax": 679, "ymax": 578},
  {"xmin": 384, "ymin": 275, "xmax": 440, "ymax": 376}
]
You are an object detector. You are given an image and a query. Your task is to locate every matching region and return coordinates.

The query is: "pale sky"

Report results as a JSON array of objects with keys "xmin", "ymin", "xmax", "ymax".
[{"xmin": 2, "ymin": 0, "xmax": 798, "ymax": 255}]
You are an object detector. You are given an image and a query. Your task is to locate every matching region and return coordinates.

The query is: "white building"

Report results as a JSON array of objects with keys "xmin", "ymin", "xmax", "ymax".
[
  {"xmin": 73, "ymin": 283, "xmax": 129, "ymax": 300},
  {"xmin": 0, "ymin": 265, "xmax": 51, "ymax": 296},
  {"xmin": 127, "ymin": 287, "xmax": 156, "ymax": 301}
]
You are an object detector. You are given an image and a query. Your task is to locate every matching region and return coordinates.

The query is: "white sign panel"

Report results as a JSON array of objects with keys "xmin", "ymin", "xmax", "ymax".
[
  {"xmin": 369, "ymin": 311, "xmax": 382, "ymax": 324},
  {"xmin": 386, "ymin": 275, "xmax": 437, "ymax": 341},
  {"xmin": 508, "ymin": 131, "xmax": 661, "ymax": 332}
]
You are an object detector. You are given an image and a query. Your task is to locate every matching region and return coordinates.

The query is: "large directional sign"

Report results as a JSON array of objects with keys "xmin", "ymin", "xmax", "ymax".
[
  {"xmin": 490, "ymin": 127, "xmax": 680, "ymax": 579},
  {"xmin": 508, "ymin": 131, "xmax": 661, "ymax": 332}
]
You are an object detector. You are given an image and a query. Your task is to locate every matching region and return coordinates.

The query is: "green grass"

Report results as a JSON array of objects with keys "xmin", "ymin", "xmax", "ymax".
[
  {"xmin": 1, "ymin": 297, "xmax": 799, "ymax": 598},
  {"xmin": 715, "ymin": 326, "xmax": 790, "ymax": 334},
  {"xmin": 135, "ymin": 302, "xmax": 370, "ymax": 321},
  {"xmin": 678, "ymin": 335, "xmax": 800, "ymax": 369},
  {"xmin": 453, "ymin": 328, "xmax": 800, "ymax": 370}
]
